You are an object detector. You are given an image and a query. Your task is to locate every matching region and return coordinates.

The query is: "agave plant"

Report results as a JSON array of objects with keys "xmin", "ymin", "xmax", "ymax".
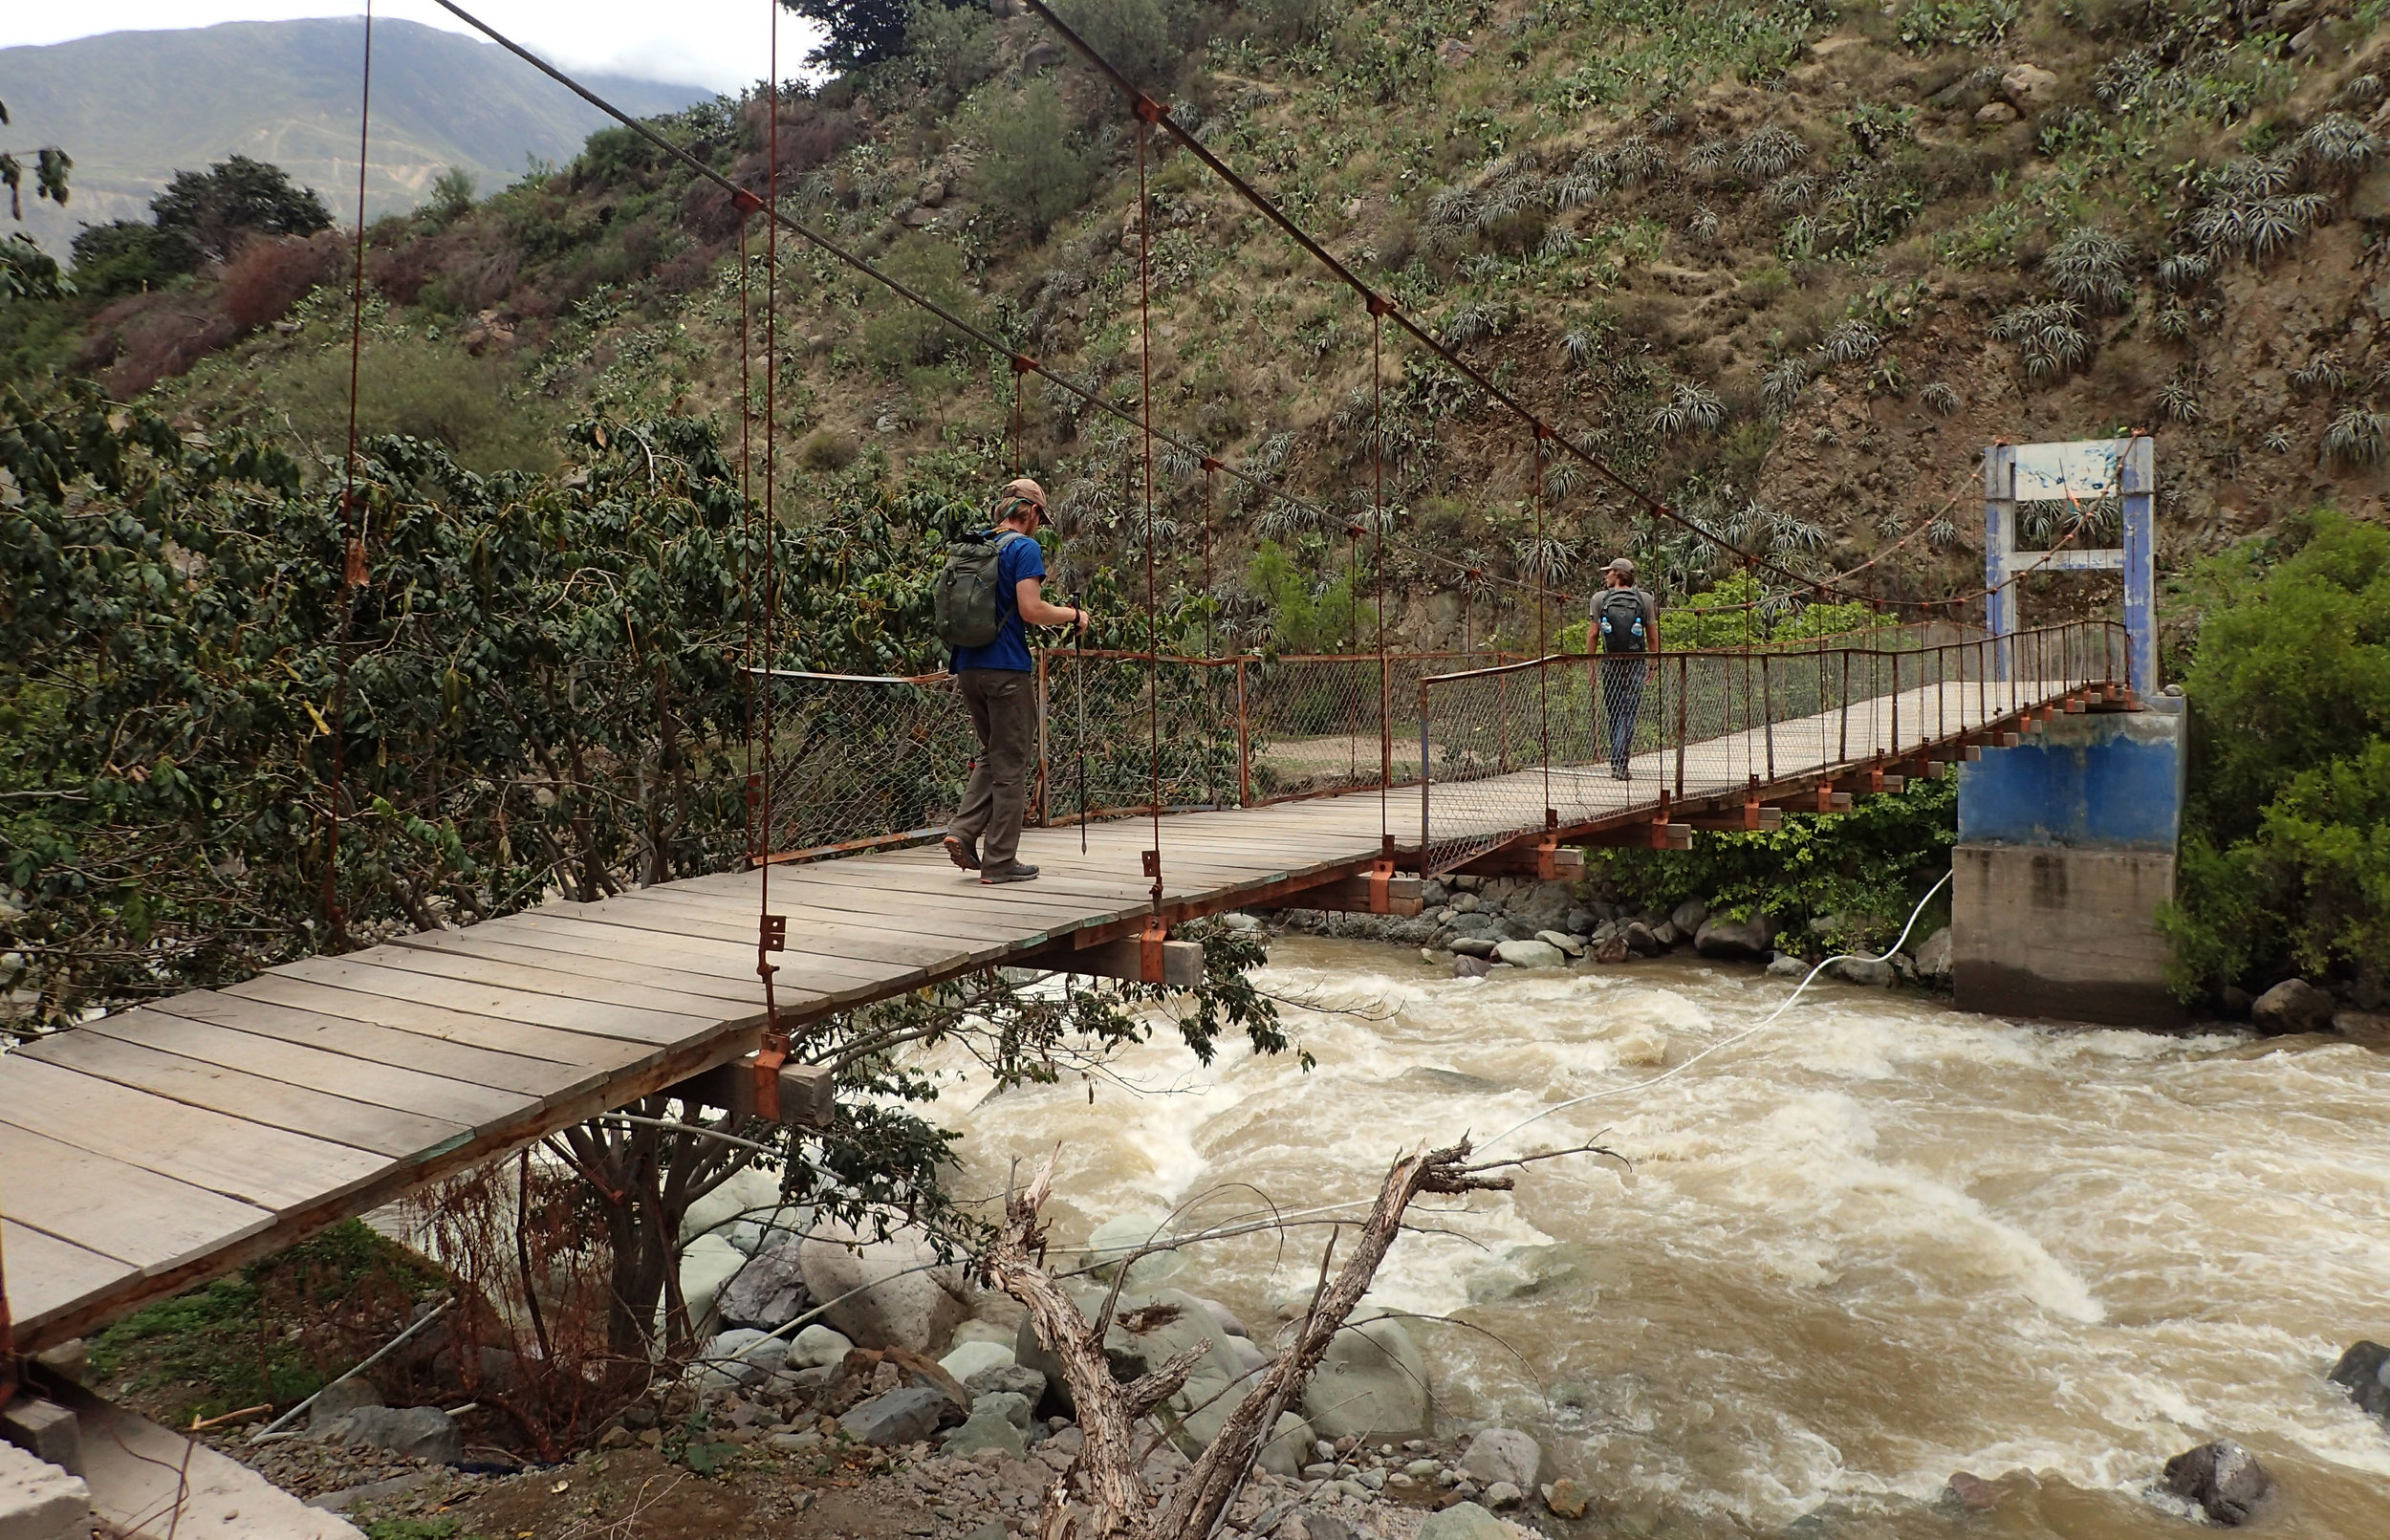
[
  {"xmin": 2155, "ymin": 250, "xmax": 2213, "ymax": 291},
  {"xmin": 1736, "ymin": 126, "xmax": 1807, "ymax": 181},
  {"xmin": 1559, "ymin": 327, "xmax": 1602, "ymax": 371},
  {"xmin": 2291, "ymin": 354, "xmax": 2349, "ymax": 396},
  {"xmin": 2044, "ymin": 226, "xmax": 2136, "ymax": 314},
  {"xmin": 1543, "ymin": 457, "xmax": 1587, "ymax": 502},
  {"xmin": 1761, "ymin": 356, "xmax": 1813, "ymax": 414},
  {"xmin": 1650, "ymin": 381, "xmax": 1726, "ymax": 437},
  {"xmin": 1767, "ymin": 172, "xmax": 1819, "ymax": 208},
  {"xmin": 2264, "ymin": 424, "xmax": 2295, "ymax": 454},
  {"xmin": 2325, "ymin": 402, "xmax": 2388, "ymax": 466},
  {"xmin": 2157, "ymin": 373, "xmax": 2202, "ymax": 425},
  {"xmin": 1989, "ymin": 299, "xmax": 2093, "ymax": 381},
  {"xmin": 1441, "ymin": 300, "xmax": 1506, "ymax": 348},
  {"xmin": 1685, "ymin": 137, "xmax": 1736, "ymax": 175},
  {"xmin": 1539, "ymin": 223, "xmax": 1579, "ymax": 258},
  {"xmin": 1921, "ymin": 380, "xmax": 1963, "ymax": 416},
  {"xmin": 2156, "ymin": 304, "xmax": 2194, "ymax": 342},
  {"xmin": 1818, "ymin": 319, "xmax": 1882, "ymax": 366},
  {"xmin": 1686, "ymin": 206, "xmax": 1722, "ymax": 244},
  {"xmin": 2297, "ymin": 112, "xmax": 2384, "ymax": 177},
  {"xmin": 2341, "ymin": 75, "xmax": 2386, "ymax": 108}
]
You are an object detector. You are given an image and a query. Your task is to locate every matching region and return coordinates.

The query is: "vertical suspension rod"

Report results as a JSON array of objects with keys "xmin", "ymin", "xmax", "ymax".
[{"xmin": 325, "ymin": 0, "xmax": 376, "ymax": 949}]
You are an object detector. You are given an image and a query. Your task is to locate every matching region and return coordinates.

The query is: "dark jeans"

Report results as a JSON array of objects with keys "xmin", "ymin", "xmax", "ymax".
[
  {"xmin": 950, "ymin": 668, "xmax": 1038, "ymax": 867},
  {"xmin": 1601, "ymin": 656, "xmax": 1648, "ymax": 768}
]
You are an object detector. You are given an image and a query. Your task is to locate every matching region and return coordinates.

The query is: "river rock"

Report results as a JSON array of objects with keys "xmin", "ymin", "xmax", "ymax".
[
  {"xmin": 940, "ymin": 1338, "xmax": 1015, "ymax": 1385},
  {"xmin": 1541, "ymin": 1477, "xmax": 1591, "ymax": 1518},
  {"xmin": 1695, "ymin": 913, "xmax": 1779, "ymax": 960},
  {"xmin": 797, "ymin": 1219, "xmax": 971, "ymax": 1353},
  {"xmin": 1451, "ymin": 936, "xmax": 1498, "ymax": 959},
  {"xmin": 1419, "ymin": 1502, "xmax": 1505, "ymax": 1540},
  {"xmin": 718, "ymin": 1241, "xmax": 812, "ymax": 1330},
  {"xmin": 1593, "ymin": 932, "xmax": 1630, "ymax": 964},
  {"xmin": 1496, "ymin": 938, "xmax": 1566, "ymax": 968},
  {"xmin": 944, "ymin": 1393, "xmax": 1032, "ymax": 1458},
  {"xmin": 839, "ymin": 1386, "xmax": 952, "ymax": 1446},
  {"xmin": 695, "ymin": 1327, "xmax": 788, "ymax": 1388},
  {"xmin": 2331, "ymin": 1010, "xmax": 2390, "ymax": 1047},
  {"xmin": 2329, "ymin": 1340, "xmax": 2390, "ymax": 1417},
  {"xmin": 679, "ymin": 1232, "xmax": 748, "ymax": 1331},
  {"xmin": 319, "ymin": 1405, "xmax": 462, "ymax": 1464},
  {"xmin": 1084, "ymin": 1215, "xmax": 1189, "ymax": 1289},
  {"xmin": 2163, "ymin": 1439, "xmax": 2271, "ymax": 1525},
  {"xmin": 966, "ymin": 1362, "xmax": 1046, "ymax": 1403},
  {"xmin": 2252, "ymin": 978, "xmax": 2336, "ymax": 1034},
  {"xmin": 1944, "ymin": 1471, "xmax": 2001, "ymax": 1512},
  {"xmin": 1623, "ymin": 921, "xmax": 1662, "ymax": 956},
  {"xmin": 2001, "ymin": 61, "xmax": 2060, "ymax": 107},
  {"xmin": 310, "ymin": 1377, "xmax": 385, "ymax": 1429},
  {"xmin": 790, "ymin": 1323, "xmax": 855, "ymax": 1368},
  {"xmin": 1670, "ymin": 899, "xmax": 1708, "ymax": 932},
  {"xmin": 1767, "ymin": 951, "xmax": 1808, "ymax": 978},
  {"xmin": 1831, "ymin": 956, "xmax": 1896, "ymax": 987},
  {"xmin": 679, "ymin": 1166, "xmax": 791, "ymax": 1245},
  {"xmin": 1536, "ymin": 929, "xmax": 1587, "ymax": 958},
  {"xmin": 1460, "ymin": 1427, "xmax": 1540, "ymax": 1489},
  {"xmin": 1454, "ymin": 955, "xmax": 1494, "ymax": 978},
  {"xmin": 1912, "ymin": 926, "xmax": 1953, "ymax": 981},
  {"xmin": 1300, "ymin": 1311, "xmax": 1430, "ymax": 1441}
]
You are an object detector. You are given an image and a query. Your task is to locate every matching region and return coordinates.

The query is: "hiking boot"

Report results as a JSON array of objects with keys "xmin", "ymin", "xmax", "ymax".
[
  {"xmin": 943, "ymin": 835, "xmax": 980, "ymax": 871},
  {"xmin": 981, "ymin": 862, "xmax": 1040, "ymax": 884}
]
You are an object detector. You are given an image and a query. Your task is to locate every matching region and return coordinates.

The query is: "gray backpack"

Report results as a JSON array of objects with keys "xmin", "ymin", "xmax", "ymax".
[
  {"xmin": 1597, "ymin": 587, "xmax": 1648, "ymax": 653},
  {"xmin": 934, "ymin": 531, "xmax": 1027, "ymax": 649}
]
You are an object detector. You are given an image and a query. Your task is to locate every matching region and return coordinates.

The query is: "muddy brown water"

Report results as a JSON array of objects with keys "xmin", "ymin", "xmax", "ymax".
[{"xmin": 923, "ymin": 938, "xmax": 2390, "ymax": 1537}]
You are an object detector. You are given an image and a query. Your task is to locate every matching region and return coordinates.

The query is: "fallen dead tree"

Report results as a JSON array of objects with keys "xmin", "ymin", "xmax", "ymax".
[{"xmin": 982, "ymin": 1139, "xmax": 1566, "ymax": 1539}]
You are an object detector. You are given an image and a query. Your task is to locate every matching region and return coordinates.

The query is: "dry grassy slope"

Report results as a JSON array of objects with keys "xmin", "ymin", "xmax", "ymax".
[{"xmin": 155, "ymin": 0, "xmax": 2390, "ymax": 642}]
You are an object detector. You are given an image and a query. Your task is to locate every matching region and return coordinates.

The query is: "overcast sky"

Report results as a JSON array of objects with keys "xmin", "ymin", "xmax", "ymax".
[{"xmin": 2, "ymin": 2, "xmax": 817, "ymax": 94}]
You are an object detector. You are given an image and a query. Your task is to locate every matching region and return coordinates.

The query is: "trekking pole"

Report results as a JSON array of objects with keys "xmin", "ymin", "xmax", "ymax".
[{"xmin": 1075, "ymin": 600, "xmax": 1088, "ymax": 855}]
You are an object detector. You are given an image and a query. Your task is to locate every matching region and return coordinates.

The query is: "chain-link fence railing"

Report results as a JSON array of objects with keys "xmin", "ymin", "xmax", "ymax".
[
  {"xmin": 747, "ymin": 669, "xmax": 976, "ymax": 862},
  {"xmin": 1036, "ymin": 651, "xmax": 1243, "ymax": 824},
  {"xmin": 1416, "ymin": 621, "xmax": 2128, "ymax": 873}
]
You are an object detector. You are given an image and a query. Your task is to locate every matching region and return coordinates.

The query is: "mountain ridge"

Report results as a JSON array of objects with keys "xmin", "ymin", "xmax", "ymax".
[{"xmin": 0, "ymin": 18, "xmax": 713, "ymax": 255}]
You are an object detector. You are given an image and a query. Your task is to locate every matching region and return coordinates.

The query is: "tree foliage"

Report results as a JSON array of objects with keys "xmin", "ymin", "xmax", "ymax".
[
  {"xmin": 0, "ymin": 98, "xmax": 73, "ymax": 224},
  {"xmin": 2162, "ymin": 511, "xmax": 2390, "ymax": 1000},
  {"xmin": 150, "ymin": 155, "xmax": 333, "ymax": 265},
  {"xmin": 783, "ymin": 0, "xmax": 976, "ymax": 71},
  {"xmin": 973, "ymin": 80, "xmax": 1102, "ymax": 241}
]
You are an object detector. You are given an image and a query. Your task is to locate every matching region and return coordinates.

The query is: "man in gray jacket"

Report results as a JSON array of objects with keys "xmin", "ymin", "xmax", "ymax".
[{"xmin": 1591, "ymin": 557, "xmax": 1661, "ymax": 780}]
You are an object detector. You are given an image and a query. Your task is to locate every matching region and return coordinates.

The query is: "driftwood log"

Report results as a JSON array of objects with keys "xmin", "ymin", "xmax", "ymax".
[{"xmin": 981, "ymin": 1141, "xmax": 1516, "ymax": 1540}]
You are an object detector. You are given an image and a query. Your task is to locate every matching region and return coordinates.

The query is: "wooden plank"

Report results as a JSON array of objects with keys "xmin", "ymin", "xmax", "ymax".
[
  {"xmin": 75, "ymin": 1011, "xmax": 538, "ymax": 1131},
  {"xmin": 225, "ymin": 974, "xmax": 654, "ymax": 1069},
  {"xmin": 272, "ymin": 956, "xmax": 725, "ymax": 1045},
  {"xmin": 394, "ymin": 928, "xmax": 771, "ymax": 1006},
  {"xmin": 2, "ymin": 1218, "xmax": 133, "ymax": 1330},
  {"xmin": 0, "ymin": 1055, "xmax": 387, "ymax": 1213},
  {"xmin": 652, "ymin": 871, "xmax": 1122, "ymax": 926},
  {"xmin": 494, "ymin": 910, "xmax": 923, "ymax": 997},
  {"xmin": 329, "ymin": 940, "xmax": 774, "ymax": 1024},
  {"xmin": 0, "ymin": 1121, "xmax": 275, "ymax": 1273},
  {"xmin": 563, "ymin": 892, "xmax": 1039, "ymax": 965},
  {"xmin": 146, "ymin": 990, "xmax": 591, "ymax": 1095},
  {"xmin": 16, "ymin": 1028, "xmax": 469, "ymax": 1159}
]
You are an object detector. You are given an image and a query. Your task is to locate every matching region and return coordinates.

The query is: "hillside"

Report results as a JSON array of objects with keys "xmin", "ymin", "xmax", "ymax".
[
  {"xmin": 21, "ymin": 0, "xmax": 2390, "ymax": 647},
  {"xmin": 0, "ymin": 18, "xmax": 709, "ymax": 257}
]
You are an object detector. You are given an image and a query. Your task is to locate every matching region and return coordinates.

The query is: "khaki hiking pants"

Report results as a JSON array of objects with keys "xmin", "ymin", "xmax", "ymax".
[{"xmin": 949, "ymin": 667, "xmax": 1038, "ymax": 868}]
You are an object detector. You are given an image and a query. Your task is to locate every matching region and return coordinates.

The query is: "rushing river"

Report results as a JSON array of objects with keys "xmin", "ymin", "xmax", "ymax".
[{"xmin": 924, "ymin": 937, "xmax": 2390, "ymax": 1538}]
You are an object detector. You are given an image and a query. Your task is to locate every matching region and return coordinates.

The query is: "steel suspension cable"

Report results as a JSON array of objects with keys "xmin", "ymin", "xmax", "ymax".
[
  {"xmin": 737, "ymin": 214, "xmax": 757, "ymax": 865},
  {"xmin": 752, "ymin": 1, "xmax": 789, "ymax": 1120},
  {"xmin": 1372, "ymin": 306, "xmax": 1388, "ymax": 846},
  {"xmin": 1533, "ymin": 424, "xmax": 1553, "ymax": 822},
  {"xmin": 1136, "ymin": 112, "xmax": 1162, "ymax": 909},
  {"xmin": 326, "ymin": 0, "xmax": 376, "ymax": 949}
]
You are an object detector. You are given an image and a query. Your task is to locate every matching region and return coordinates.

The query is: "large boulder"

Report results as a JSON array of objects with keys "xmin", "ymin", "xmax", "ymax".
[
  {"xmin": 967, "ymin": 1363, "xmax": 1047, "ymax": 1404},
  {"xmin": 2329, "ymin": 1340, "xmax": 2390, "ymax": 1419},
  {"xmin": 717, "ymin": 1241, "xmax": 812, "ymax": 1331},
  {"xmin": 1299, "ymin": 1310, "xmax": 1431, "ymax": 1442},
  {"xmin": 1082, "ymin": 1215, "xmax": 1188, "ymax": 1290},
  {"xmin": 2163, "ymin": 1439, "xmax": 2271, "ymax": 1526},
  {"xmin": 693, "ymin": 1327, "xmax": 788, "ymax": 1389},
  {"xmin": 2251, "ymin": 978, "xmax": 2336, "ymax": 1034},
  {"xmin": 2000, "ymin": 62, "xmax": 2060, "ymax": 109},
  {"xmin": 677, "ymin": 1233, "xmax": 747, "ymax": 1333},
  {"xmin": 1911, "ymin": 926, "xmax": 1954, "ymax": 982},
  {"xmin": 1694, "ymin": 913, "xmax": 1779, "ymax": 961},
  {"xmin": 1459, "ymin": 1427, "xmax": 1540, "ymax": 1490},
  {"xmin": 797, "ymin": 1219, "xmax": 972, "ymax": 1354},
  {"xmin": 940, "ymin": 1339, "xmax": 1015, "ymax": 1385},
  {"xmin": 943, "ymin": 1393, "xmax": 1031, "ymax": 1458},
  {"xmin": 789, "ymin": 1324, "xmax": 854, "ymax": 1369},
  {"xmin": 839, "ymin": 1386, "xmax": 951, "ymax": 1446},
  {"xmin": 1495, "ymin": 938, "xmax": 1565, "ymax": 968},
  {"xmin": 678, "ymin": 1166, "xmax": 792, "ymax": 1246},
  {"xmin": 318, "ymin": 1405, "xmax": 462, "ymax": 1464},
  {"xmin": 1418, "ymin": 1503, "xmax": 1506, "ymax": 1540}
]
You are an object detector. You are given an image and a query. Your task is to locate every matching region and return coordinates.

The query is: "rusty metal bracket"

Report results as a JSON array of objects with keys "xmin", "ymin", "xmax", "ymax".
[
  {"xmin": 760, "ymin": 914, "xmax": 787, "ymax": 952},
  {"xmin": 1139, "ymin": 916, "xmax": 1169, "ymax": 983},
  {"xmin": 1368, "ymin": 857, "xmax": 1398, "ymax": 914}
]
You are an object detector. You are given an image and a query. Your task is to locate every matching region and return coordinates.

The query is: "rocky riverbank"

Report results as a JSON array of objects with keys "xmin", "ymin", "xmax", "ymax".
[{"xmin": 1271, "ymin": 874, "xmax": 1954, "ymax": 987}]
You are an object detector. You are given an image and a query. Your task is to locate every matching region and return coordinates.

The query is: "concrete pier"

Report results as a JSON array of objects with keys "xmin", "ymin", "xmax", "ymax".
[{"xmin": 1953, "ymin": 703, "xmax": 2186, "ymax": 1026}]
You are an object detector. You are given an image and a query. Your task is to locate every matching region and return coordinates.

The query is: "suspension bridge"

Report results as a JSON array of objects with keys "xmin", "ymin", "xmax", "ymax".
[{"xmin": 0, "ymin": 0, "xmax": 2155, "ymax": 1424}]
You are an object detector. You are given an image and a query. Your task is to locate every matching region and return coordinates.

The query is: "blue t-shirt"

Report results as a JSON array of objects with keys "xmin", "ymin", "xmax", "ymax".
[{"xmin": 950, "ymin": 530, "xmax": 1046, "ymax": 674}]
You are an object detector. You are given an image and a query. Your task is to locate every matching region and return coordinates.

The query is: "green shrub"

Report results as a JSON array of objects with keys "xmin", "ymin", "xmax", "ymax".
[
  {"xmin": 69, "ymin": 220, "xmax": 193, "ymax": 297},
  {"xmin": 2162, "ymin": 512, "xmax": 2390, "ymax": 999},
  {"xmin": 1054, "ymin": 0, "xmax": 1177, "ymax": 90},
  {"xmin": 799, "ymin": 425, "xmax": 858, "ymax": 469},
  {"xmin": 277, "ymin": 333, "xmax": 555, "ymax": 475},
  {"xmin": 1247, "ymin": 539, "xmax": 1372, "ymax": 653},
  {"xmin": 973, "ymin": 81, "xmax": 1100, "ymax": 240},
  {"xmin": 860, "ymin": 236, "xmax": 973, "ymax": 370}
]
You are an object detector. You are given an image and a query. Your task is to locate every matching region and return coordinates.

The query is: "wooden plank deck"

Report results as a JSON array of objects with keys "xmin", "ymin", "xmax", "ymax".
[{"xmin": 0, "ymin": 677, "xmax": 2081, "ymax": 1348}]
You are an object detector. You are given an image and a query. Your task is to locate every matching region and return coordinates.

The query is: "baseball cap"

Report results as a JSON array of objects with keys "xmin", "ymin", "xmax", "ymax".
[{"xmin": 1608, "ymin": 556, "xmax": 1637, "ymax": 578}]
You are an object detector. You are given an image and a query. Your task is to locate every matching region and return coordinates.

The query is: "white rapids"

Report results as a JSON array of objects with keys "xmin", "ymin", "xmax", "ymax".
[{"xmin": 917, "ymin": 937, "xmax": 2390, "ymax": 1537}]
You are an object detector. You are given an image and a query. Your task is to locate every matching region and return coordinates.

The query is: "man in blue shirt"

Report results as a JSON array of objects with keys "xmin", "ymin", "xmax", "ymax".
[{"xmin": 944, "ymin": 478, "xmax": 1089, "ymax": 884}]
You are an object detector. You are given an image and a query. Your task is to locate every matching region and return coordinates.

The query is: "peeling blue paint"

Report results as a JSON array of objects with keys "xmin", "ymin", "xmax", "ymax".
[{"xmin": 1957, "ymin": 707, "xmax": 2184, "ymax": 851}]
